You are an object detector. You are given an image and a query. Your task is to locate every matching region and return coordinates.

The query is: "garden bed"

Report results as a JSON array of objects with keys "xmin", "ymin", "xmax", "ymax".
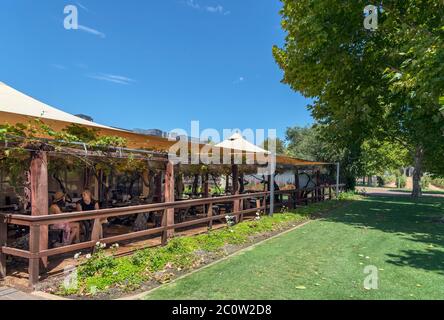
[{"xmin": 39, "ymin": 196, "xmax": 357, "ymax": 300}]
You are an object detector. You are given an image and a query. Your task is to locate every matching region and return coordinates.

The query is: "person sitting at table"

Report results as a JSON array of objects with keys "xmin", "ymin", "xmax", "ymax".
[
  {"xmin": 49, "ymin": 192, "xmax": 80, "ymax": 245},
  {"xmin": 76, "ymin": 189, "xmax": 99, "ymax": 212},
  {"xmin": 76, "ymin": 189, "xmax": 106, "ymax": 240}
]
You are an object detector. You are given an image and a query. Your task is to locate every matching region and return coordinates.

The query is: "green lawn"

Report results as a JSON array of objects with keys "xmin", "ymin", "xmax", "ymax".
[{"xmin": 145, "ymin": 196, "xmax": 444, "ymax": 300}]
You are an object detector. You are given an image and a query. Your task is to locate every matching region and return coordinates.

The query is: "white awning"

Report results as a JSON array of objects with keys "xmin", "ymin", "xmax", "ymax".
[
  {"xmin": 0, "ymin": 82, "xmax": 114, "ymax": 130},
  {"xmin": 215, "ymin": 133, "xmax": 271, "ymax": 154}
]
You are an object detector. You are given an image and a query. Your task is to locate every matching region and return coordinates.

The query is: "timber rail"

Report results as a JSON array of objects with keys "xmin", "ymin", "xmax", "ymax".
[{"xmin": 0, "ymin": 184, "xmax": 345, "ymax": 288}]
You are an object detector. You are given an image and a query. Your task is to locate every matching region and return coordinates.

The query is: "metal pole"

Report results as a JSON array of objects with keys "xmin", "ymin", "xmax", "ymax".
[
  {"xmin": 336, "ymin": 162, "xmax": 340, "ymax": 197},
  {"xmin": 269, "ymin": 153, "xmax": 276, "ymax": 216}
]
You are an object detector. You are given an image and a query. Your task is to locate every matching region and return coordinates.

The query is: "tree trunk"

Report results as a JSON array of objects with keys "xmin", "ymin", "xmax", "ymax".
[{"xmin": 411, "ymin": 146, "xmax": 424, "ymax": 198}]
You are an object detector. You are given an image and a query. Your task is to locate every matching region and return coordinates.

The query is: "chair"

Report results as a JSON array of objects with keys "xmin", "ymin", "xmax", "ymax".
[{"xmin": 48, "ymin": 229, "xmax": 64, "ymax": 248}]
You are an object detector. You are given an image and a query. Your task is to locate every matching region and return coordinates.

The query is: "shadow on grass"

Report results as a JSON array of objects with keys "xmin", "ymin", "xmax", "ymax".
[
  {"xmin": 385, "ymin": 189, "xmax": 444, "ymax": 196},
  {"xmin": 325, "ymin": 196, "xmax": 444, "ymax": 273},
  {"xmin": 386, "ymin": 249, "xmax": 444, "ymax": 275}
]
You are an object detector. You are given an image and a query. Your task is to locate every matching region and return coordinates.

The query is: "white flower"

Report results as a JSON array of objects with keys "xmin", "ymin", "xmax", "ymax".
[
  {"xmin": 74, "ymin": 252, "xmax": 81, "ymax": 259},
  {"xmin": 95, "ymin": 242, "xmax": 101, "ymax": 247},
  {"xmin": 86, "ymin": 254, "xmax": 92, "ymax": 259},
  {"xmin": 101, "ymin": 243, "xmax": 106, "ymax": 249}
]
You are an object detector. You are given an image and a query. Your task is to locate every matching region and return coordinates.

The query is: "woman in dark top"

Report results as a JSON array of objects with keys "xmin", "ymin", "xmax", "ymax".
[
  {"xmin": 77, "ymin": 190, "xmax": 101, "ymax": 240},
  {"xmin": 77, "ymin": 189, "xmax": 99, "ymax": 212}
]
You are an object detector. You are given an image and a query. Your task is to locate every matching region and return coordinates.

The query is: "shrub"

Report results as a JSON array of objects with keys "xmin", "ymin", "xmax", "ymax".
[
  {"xmin": 396, "ymin": 175, "xmax": 407, "ymax": 188},
  {"xmin": 377, "ymin": 174, "xmax": 396, "ymax": 187},
  {"xmin": 431, "ymin": 178, "xmax": 444, "ymax": 189},
  {"xmin": 420, "ymin": 175, "xmax": 432, "ymax": 190},
  {"xmin": 338, "ymin": 191, "xmax": 362, "ymax": 201}
]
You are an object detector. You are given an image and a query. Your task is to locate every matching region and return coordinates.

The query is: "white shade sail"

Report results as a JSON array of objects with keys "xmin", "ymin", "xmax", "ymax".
[
  {"xmin": 215, "ymin": 133, "xmax": 271, "ymax": 154},
  {"xmin": 0, "ymin": 82, "xmax": 114, "ymax": 130}
]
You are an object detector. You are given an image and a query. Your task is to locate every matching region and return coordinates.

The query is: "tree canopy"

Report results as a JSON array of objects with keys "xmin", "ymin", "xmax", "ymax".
[{"xmin": 273, "ymin": 0, "xmax": 444, "ymax": 196}]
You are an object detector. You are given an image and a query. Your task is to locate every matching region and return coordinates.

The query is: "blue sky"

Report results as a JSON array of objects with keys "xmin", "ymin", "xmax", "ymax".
[{"xmin": 0, "ymin": 0, "xmax": 313, "ymax": 140}]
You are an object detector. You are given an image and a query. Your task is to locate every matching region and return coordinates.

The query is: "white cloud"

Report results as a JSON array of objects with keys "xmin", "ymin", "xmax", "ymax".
[
  {"xmin": 205, "ymin": 5, "xmax": 230, "ymax": 15},
  {"xmin": 88, "ymin": 73, "xmax": 136, "ymax": 85},
  {"xmin": 78, "ymin": 25, "xmax": 106, "ymax": 38},
  {"xmin": 186, "ymin": 1, "xmax": 230, "ymax": 15}
]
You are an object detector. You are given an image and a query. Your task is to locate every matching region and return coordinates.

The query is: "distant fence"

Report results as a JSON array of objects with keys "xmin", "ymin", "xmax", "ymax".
[{"xmin": 0, "ymin": 184, "xmax": 345, "ymax": 288}]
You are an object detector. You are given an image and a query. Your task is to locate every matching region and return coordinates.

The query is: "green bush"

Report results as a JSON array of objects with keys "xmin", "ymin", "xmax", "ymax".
[
  {"xmin": 431, "ymin": 178, "xmax": 444, "ymax": 189},
  {"xmin": 420, "ymin": 175, "xmax": 432, "ymax": 190},
  {"xmin": 338, "ymin": 191, "xmax": 362, "ymax": 201},
  {"xmin": 396, "ymin": 175, "xmax": 407, "ymax": 188},
  {"xmin": 377, "ymin": 174, "xmax": 396, "ymax": 187}
]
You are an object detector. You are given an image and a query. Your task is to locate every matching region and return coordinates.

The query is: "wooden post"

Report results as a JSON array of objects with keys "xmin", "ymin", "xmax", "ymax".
[
  {"xmin": 294, "ymin": 169, "xmax": 300, "ymax": 207},
  {"xmin": 155, "ymin": 171, "xmax": 163, "ymax": 202},
  {"xmin": 164, "ymin": 161, "xmax": 175, "ymax": 238},
  {"xmin": 29, "ymin": 224, "xmax": 40, "ymax": 289},
  {"xmin": 93, "ymin": 173, "xmax": 100, "ymax": 200},
  {"xmin": 202, "ymin": 173, "xmax": 210, "ymax": 217},
  {"xmin": 336, "ymin": 162, "xmax": 340, "ymax": 198},
  {"xmin": 239, "ymin": 199, "xmax": 244, "ymax": 222},
  {"xmin": 232, "ymin": 165, "xmax": 239, "ymax": 213},
  {"xmin": 207, "ymin": 203, "xmax": 213, "ymax": 230},
  {"xmin": 91, "ymin": 218, "xmax": 103, "ymax": 242},
  {"xmin": 30, "ymin": 151, "xmax": 48, "ymax": 268},
  {"xmin": 176, "ymin": 171, "xmax": 184, "ymax": 199},
  {"xmin": 161, "ymin": 209, "xmax": 168, "ymax": 245},
  {"xmin": 142, "ymin": 170, "xmax": 150, "ymax": 197},
  {"xmin": 0, "ymin": 218, "xmax": 6, "ymax": 279},
  {"xmin": 203, "ymin": 173, "xmax": 209, "ymax": 198},
  {"xmin": 316, "ymin": 169, "xmax": 320, "ymax": 202}
]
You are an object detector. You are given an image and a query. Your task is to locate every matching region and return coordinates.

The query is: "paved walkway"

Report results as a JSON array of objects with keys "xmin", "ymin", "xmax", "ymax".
[
  {"xmin": 356, "ymin": 187, "xmax": 444, "ymax": 198},
  {"xmin": 0, "ymin": 286, "xmax": 42, "ymax": 300}
]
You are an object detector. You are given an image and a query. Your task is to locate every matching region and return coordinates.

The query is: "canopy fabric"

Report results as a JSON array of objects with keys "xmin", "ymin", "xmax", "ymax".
[
  {"xmin": 0, "ymin": 82, "xmax": 114, "ymax": 130},
  {"xmin": 0, "ymin": 82, "xmax": 326, "ymax": 166},
  {"xmin": 214, "ymin": 133, "xmax": 270, "ymax": 154}
]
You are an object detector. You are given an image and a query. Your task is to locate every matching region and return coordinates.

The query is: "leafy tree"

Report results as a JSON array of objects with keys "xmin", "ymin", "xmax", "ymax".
[
  {"xmin": 261, "ymin": 137, "xmax": 287, "ymax": 154},
  {"xmin": 358, "ymin": 138, "xmax": 410, "ymax": 178},
  {"xmin": 285, "ymin": 126, "xmax": 318, "ymax": 160},
  {"xmin": 274, "ymin": 0, "xmax": 444, "ymax": 197}
]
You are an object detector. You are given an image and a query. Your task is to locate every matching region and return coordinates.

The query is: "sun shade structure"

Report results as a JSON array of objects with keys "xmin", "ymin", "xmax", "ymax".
[
  {"xmin": 215, "ymin": 133, "xmax": 270, "ymax": 155},
  {"xmin": 0, "ymin": 82, "xmax": 113, "ymax": 130},
  {"xmin": 0, "ymin": 82, "xmax": 326, "ymax": 166}
]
